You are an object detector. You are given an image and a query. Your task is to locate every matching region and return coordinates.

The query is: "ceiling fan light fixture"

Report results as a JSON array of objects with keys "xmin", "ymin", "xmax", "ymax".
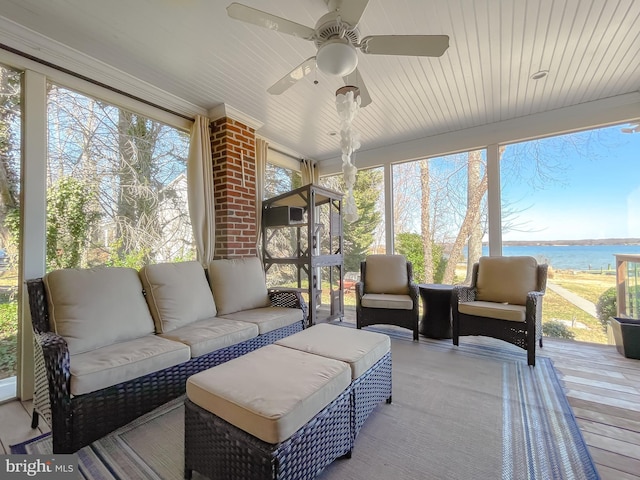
[{"xmin": 316, "ymin": 39, "xmax": 358, "ymax": 76}]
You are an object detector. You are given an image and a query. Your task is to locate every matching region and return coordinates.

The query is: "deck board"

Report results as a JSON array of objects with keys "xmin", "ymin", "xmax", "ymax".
[{"xmin": 0, "ymin": 401, "xmax": 41, "ymax": 454}]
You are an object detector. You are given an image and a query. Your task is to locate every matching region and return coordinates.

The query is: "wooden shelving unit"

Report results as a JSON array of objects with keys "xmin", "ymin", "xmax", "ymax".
[{"xmin": 262, "ymin": 184, "xmax": 344, "ymax": 326}]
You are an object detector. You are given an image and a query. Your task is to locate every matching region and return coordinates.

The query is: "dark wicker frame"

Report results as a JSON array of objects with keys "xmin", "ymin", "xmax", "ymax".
[
  {"xmin": 451, "ymin": 262, "xmax": 548, "ymax": 366},
  {"xmin": 26, "ymin": 278, "xmax": 306, "ymax": 454},
  {"xmin": 184, "ymin": 387, "xmax": 352, "ymax": 480},
  {"xmin": 355, "ymin": 260, "xmax": 420, "ymax": 340},
  {"xmin": 351, "ymin": 351, "xmax": 392, "ymax": 439}
]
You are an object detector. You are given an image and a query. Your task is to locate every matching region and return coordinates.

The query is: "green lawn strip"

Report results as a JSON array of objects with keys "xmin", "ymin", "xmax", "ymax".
[
  {"xmin": 542, "ymin": 290, "xmax": 607, "ymax": 343},
  {"xmin": 549, "ymin": 271, "xmax": 615, "ymax": 304},
  {"xmin": 0, "ymin": 302, "xmax": 18, "ymax": 379}
]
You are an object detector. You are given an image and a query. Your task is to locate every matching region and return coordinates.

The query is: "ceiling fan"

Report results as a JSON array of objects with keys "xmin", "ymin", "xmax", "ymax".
[{"xmin": 226, "ymin": 0, "xmax": 449, "ymax": 107}]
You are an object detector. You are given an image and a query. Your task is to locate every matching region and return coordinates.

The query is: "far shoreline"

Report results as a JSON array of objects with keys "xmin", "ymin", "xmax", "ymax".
[{"xmin": 493, "ymin": 238, "xmax": 640, "ymax": 247}]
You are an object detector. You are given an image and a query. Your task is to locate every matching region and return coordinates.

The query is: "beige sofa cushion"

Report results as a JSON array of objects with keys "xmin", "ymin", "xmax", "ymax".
[
  {"xmin": 218, "ymin": 306, "xmax": 303, "ymax": 334},
  {"xmin": 364, "ymin": 255, "xmax": 410, "ymax": 295},
  {"xmin": 208, "ymin": 257, "xmax": 271, "ymax": 315},
  {"xmin": 44, "ymin": 267, "xmax": 155, "ymax": 355},
  {"xmin": 276, "ymin": 324, "xmax": 390, "ymax": 379},
  {"xmin": 159, "ymin": 317, "xmax": 258, "ymax": 358},
  {"xmin": 187, "ymin": 344, "xmax": 350, "ymax": 444},
  {"xmin": 361, "ymin": 293, "xmax": 414, "ymax": 310},
  {"xmin": 69, "ymin": 335, "xmax": 190, "ymax": 395},
  {"xmin": 140, "ymin": 261, "xmax": 217, "ymax": 333},
  {"xmin": 458, "ymin": 301, "xmax": 527, "ymax": 322},
  {"xmin": 476, "ymin": 256, "xmax": 538, "ymax": 305}
]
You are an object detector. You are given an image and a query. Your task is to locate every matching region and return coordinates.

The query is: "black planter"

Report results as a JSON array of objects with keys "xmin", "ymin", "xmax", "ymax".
[{"xmin": 610, "ymin": 317, "xmax": 640, "ymax": 360}]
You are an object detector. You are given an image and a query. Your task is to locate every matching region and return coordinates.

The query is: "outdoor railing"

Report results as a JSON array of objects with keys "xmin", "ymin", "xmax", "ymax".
[{"xmin": 615, "ymin": 254, "xmax": 640, "ymax": 318}]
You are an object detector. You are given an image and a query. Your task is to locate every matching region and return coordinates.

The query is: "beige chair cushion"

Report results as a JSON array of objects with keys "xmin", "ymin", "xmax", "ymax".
[
  {"xmin": 187, "ymin": 344, "xmax": 350, "ymax": 444},
  {"xmin": 69, "ymin": 335, "xmax": 190, "ymax": 395},
  {"xmin": 159, "ymin": 317, "xmax": 258, "ymax": 358},
  {"xmin": 208, "ymin": 257, "xmax": 271, "ymax": 315},
  {"xmin": 140, "ymin": 261, "xmax": 217, "ymax": 333},
  {"xmin": 476, "ymin": 256, "xmax": 538, "ymax": 305},
  {"xmin": 361, "ymin": 293, "xmax": 414, "ymax": 310},
  {"xmin": 276, "ymin": 324, "xmax": 390, "ymax": 379},
  {"xmin": 364, "ymin": 255, "xmax": 410, "ymax": 295},
  {"xmin": 219, "ymin": 306, "xmax": 303, "ymax": 334},
  {"xmin": 458, "ymin": 301, "xmax": 527, "ymax": 322},
  {"xmin": 44, "ymin": 267, "xmax": 155, "ymax": 355}
]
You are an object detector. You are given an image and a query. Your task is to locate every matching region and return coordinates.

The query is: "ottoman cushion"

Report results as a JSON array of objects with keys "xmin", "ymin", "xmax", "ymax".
[
  {"xmin": 276, "ymin": 324, "xmax": 390, "ymax": 379},
  {"xmin": 186, "ymin": 344, "xmax": 350, "ymax": 444}
]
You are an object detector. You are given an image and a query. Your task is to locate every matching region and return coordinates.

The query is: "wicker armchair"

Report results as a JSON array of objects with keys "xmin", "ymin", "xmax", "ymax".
[
  {"xmin": 452, "ymin": 256, "xmax": 547, "ymax": 366},
  {"xmin": 356, "ymin": 255, "xmax": 419, "ymax": 340}
]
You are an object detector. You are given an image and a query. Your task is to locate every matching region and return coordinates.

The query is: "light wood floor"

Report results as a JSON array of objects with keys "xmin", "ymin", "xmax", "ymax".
[{"xmin": 1, "ymin": 314, "xmax": 638, "ymax": 480}]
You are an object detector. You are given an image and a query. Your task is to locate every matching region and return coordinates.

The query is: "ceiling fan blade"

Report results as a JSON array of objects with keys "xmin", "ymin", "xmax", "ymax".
[
  {"xmin": 267, "ymin": 57, "xmax": 317, "ymax": 95},
  {"xmin": 343, "ymin": 68, "xmax": 372, "ymax": 108},
  {"xmin": 227, "ymin": 3, "xmax": 315, "ymax": 40},
  {"xmin": 360, "ymin": 35, "xmax": 450, "ymax": 57},
  {"xmin": 330, "ymin": 0, "xmax": 370, "ymax": 27}
]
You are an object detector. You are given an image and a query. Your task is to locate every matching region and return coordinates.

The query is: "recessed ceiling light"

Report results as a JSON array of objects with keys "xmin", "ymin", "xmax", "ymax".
[{"xmin": 530, "ymin": 70, "xmax": 549, "ymax": 80}]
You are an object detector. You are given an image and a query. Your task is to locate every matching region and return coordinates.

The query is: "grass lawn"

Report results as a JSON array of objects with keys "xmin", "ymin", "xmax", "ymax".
[
  {"xmin": 549, "ymin": 269, "xmax": 616, "ymax": 303},
  {"xmin": 0, "ymin": 268, "xmax": 19, "ymax": 380},
  {"xmin": 542, "ymin": 269, "xmax": 614, "ymax": 344}
]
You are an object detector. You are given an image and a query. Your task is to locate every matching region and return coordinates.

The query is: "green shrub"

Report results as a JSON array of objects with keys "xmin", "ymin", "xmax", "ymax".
[
  {"xmin": 0, "ymin": 301, "xmax": 18, "ymax": 378},
  {"xmin": 542, "ymin": 320, "xmax": 575, "ymax": 340},
  {"xmin": 395, "ymin": 232, "xmax": 447, "ymax": 283},
  {"xmin": 596, "ymin": 287, "xmax": 617, "ymax": 330}
]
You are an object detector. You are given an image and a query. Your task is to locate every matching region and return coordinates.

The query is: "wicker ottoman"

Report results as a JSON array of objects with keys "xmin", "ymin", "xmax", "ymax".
[
  {"xmin": 184, "ymin": 344, "xmax": 353, "ymax": 480},
  {"xmin": 275, "ymin": 324, "xmax": 392, "ymax": 439}
]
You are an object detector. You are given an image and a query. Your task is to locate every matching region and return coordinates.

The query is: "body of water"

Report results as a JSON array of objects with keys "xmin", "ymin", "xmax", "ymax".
[{"xmin": 479, "ymin": 244, "xmax": 640, "ymax": 271}]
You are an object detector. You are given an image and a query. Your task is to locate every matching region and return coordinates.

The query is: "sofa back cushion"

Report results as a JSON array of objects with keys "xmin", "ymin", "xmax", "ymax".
[
  {"xmin": 208, "ymin": 257, "xmax": 271, "ymax": 315},
  {"xmin": 364, "ymin": 254, "xmax": 410, "ymax": 295},
  {"xmin": 44, "ymin": 267, "xmax": 155, "ymax": 355},
  {"xmin": 476, "ymin": 256, "xmax": 538, "ymax": 305},
  {"xmin": 139, "ymin": 261, "xmax": 217, "ymax": 333}
]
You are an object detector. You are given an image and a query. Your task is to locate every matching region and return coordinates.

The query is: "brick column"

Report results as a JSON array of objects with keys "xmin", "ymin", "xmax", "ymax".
[{"xmin": 210, "ymin": 117, "xmax": 257, "ymax": 259}]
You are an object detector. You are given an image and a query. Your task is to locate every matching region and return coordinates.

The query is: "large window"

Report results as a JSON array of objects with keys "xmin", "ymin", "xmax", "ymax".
[
  {"xmin": 46, "ymin": 84, "xmax": 193, "ymax": 269},
  {"xmin": 321, "ymin": 167, "xmax": 385, "ymax": 305},
  {"xmin": 392, "ymin": 150, "xmax": 487, "ymax": 284},
  {"xmin": 500, "ymin": 124, "xmax": 640, "ymax": 343},
  {"xmin": 264, "ymin": 162, "xmax": 302, "ymax": 199},
  {"xmin": 0, "ymin": 65, "xmax": 21, "ymax": 401}
]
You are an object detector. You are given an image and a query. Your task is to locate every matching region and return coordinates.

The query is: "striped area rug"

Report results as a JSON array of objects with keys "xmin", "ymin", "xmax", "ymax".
[{"xmin": 12, "ymin": 333, "xmax": 600, "ymax": 480}]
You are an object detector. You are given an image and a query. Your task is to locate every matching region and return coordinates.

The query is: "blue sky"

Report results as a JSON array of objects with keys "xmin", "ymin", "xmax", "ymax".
[{"xmin": 500, "ymin": 124, "xmax": 640, "ymax": 241}]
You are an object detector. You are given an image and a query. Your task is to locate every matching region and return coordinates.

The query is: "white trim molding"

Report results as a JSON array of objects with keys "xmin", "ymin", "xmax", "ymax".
[
  {"xmin": 319, "ymin": 91, "xmax": 640, "ymax": 175},
  {"xmin": 208, "ymin": 104, "xmax": 264, "ymax": 131}
]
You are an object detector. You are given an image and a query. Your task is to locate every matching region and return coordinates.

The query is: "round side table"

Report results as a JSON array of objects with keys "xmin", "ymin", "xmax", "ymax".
[{"xmin": 418, "ymin": 284, "xmax": 454, "ymax": 339}]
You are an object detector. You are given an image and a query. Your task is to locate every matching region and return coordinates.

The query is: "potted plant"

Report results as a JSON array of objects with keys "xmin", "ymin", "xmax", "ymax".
[{"xmin": 610, "ymin": 317, "xmax": 640, "ymax": 360}]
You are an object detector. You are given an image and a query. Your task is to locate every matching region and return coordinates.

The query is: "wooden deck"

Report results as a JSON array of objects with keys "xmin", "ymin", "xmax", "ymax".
[{"xmin": 1, "ymin": 311, "xmax": 638, "ymax": 479}]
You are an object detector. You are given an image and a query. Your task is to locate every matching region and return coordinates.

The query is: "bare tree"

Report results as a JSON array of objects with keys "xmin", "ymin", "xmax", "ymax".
[
  {"xmin": 441, "ymin": 158, "xmax": 488, "ymax": 284},
  {"xmin": 0, "ymin": 67, "xmax": 20, "ymax": 250},
  {"xmin": 392, "ymin": 162, "xmax": 422, "ymax": 234},
  {"xmin": 46, "ymin": 85, "xmax": 191, "ymax": 267},
  {"xmin": 419, "ymin": 159, "xmax": 434, "ymax": 283},
  {"xmin": 465, "ymin": 150, "xmax": 484, "ymax": 282}
]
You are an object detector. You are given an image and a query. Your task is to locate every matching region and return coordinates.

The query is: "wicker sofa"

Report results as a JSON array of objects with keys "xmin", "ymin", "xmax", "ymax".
[{"xmin": 27, "ymin": 257, "xmax": 306, "ymax": 454}]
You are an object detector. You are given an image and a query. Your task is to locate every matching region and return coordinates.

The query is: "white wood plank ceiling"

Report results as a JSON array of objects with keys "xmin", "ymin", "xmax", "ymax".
[{"xmin": 0, "ymin": 0, "xmax": 638, "ymax": 164}]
